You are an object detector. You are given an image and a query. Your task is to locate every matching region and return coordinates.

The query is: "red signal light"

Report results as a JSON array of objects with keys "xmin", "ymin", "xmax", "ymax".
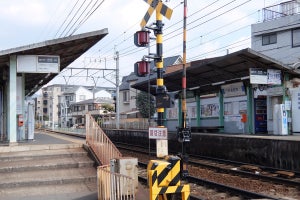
[
  {"xmin": 134, "ymin": 30, "xmax": 150, "ymax": 47},
  {"xmin": 134, "ymin": 60, "xmax": 150, "ymax": 77}
]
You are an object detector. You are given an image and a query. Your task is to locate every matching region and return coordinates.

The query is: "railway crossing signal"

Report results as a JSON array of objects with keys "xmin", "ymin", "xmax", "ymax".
[
  {"xmin": 140, "ymin": 0, "xmax": 173, "ymax": 28},
  {"xmin": 136, "ymin": 1, "xmax": 191, "ymax": 198}
]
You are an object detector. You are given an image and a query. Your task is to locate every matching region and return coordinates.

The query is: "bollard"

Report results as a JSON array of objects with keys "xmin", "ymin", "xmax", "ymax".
[{"xmin": 147, "ymin": 155, "xmax": 190, "ymax": 200}]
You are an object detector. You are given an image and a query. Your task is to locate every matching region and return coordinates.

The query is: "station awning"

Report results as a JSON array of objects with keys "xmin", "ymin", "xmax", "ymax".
[
  {"xmin": 0, "ymin": 29, "xmax": 108, "ymax": 96},
  {"xmin": 132, "ymin": 48, "xmax": 298, "ymax": 95}
]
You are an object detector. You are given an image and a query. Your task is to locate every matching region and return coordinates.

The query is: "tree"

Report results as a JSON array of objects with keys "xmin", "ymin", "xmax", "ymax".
[
  {"xmin": 136, "ymin": 91, "xmax": 155, "ymax": 118},
  {"xmin": 101, "ymin": 103, "xmax": 115, "ymax": 113}
]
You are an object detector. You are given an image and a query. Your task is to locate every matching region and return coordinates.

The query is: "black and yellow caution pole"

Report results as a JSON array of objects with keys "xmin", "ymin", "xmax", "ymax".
[
  {"xmin": 156, "ymin": 6, "xmax": 164, "ymax": 127},
  {"xmin": 181, "ymin": 0, "xmax": 190, "ymax": 178},
  {"xmin": 138, "ymin": 1, "xmax": 190, "ymax": 200}
]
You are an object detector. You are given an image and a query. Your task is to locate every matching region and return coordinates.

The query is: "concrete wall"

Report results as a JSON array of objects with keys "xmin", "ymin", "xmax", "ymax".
[{"xmin": 105, "ymin": 129, "xmax": 300, "ymax": 171}]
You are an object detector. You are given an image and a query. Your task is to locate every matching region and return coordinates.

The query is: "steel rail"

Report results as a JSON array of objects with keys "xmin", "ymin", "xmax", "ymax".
[
  {"xmin": 188, "ymin": 159, "xmax": 300, "ymax": 188},
  {"xmin": 115, "ymin": 142, "xmax": 300, "ymax": 187},
  {"xmin": 187, "ymin": 175, "xmax": 277, "ymax": 200}
]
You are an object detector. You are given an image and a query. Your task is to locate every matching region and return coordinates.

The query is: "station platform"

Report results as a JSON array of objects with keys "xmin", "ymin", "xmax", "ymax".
[
  {"xmin": 104, "ymin": 128, "xmax": 300, "ymax": 172},
  {"xmin": 173, "ymin": 132, "xmax": 300, "ymax": 171},
  {"xmin": 0, "ymin": 131, "xmax": 149, "ymax": 200}
]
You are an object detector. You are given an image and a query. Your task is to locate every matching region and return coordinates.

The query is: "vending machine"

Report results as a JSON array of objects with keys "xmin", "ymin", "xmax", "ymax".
[
  {"xmin": 254, "ymin": 97, "xmax": 267, "ymax": 133},
  {"xmin": 273, "ymin": 104, "xmax": 288, "ymax": 135}
]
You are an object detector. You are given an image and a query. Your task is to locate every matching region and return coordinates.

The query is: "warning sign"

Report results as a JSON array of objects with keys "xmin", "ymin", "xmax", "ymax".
[{"xmin": 148, "ymin": 127, "xmax": 168, "ymax": 140}]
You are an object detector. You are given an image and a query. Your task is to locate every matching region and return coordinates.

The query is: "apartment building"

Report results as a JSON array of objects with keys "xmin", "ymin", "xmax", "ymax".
[
  {"xmin": 40, "ymin": 84, "xmax": 114, "ymax": 128},
  {"xmin": 252, "ymin": 0, "xmax": 300, "ymax": 67},
  {"xmin": 69, "ymin": 97, "xmax": 114, "ymax": 127}
]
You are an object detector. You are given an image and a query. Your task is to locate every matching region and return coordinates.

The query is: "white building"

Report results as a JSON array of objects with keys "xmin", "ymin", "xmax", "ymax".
[
  {"xmin": 251, "ymin": 0, "xmax": 300, "ymax": 66},
  {"xmin": 39, "ymin": 84, "xmax": 114, "ymax": 128}
]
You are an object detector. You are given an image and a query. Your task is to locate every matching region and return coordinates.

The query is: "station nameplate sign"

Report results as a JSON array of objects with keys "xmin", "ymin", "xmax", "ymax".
[
  {"xmin": 249, "ymin": 68, "xmax": 282, "ymax": 85},
  {"xmin": 250, "ymin": 68, "xmax": 267, "ymax": 84},
  {"xmin": 17, "ymin": 55, "xmax": 60, "ymax": 73}
]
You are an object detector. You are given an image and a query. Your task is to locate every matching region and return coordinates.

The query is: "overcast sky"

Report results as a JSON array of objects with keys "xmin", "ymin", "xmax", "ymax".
[{"xmin": 0, "ymin": 0, "xmax": 283, "ymax": 88}]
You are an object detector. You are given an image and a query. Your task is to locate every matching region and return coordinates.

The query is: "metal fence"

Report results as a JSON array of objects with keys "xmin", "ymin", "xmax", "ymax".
[
  {"xmin": 97, "ymin": 165, "xmax": 136, "ymax": 200},
  {"xmin": 86, "ymin": 113, "xmax": 122, "ymax": 165},
  {"xmin": 102, "ymin": 118, "xmax": 156, "ymax": 130},
  {"xmin": 263, "ymin": 0, "xmax": 300, "ymax": 21},
  {"xmin": 86, "ymin": 114, "xmax": 135, "ymax": 199}
]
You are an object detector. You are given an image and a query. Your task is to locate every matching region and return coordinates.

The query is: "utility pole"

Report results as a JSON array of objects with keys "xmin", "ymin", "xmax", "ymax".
[
  {"xmin": 115, "ymin": 51, "xmax": 120, "ymax": 129},
  {"xmin": 179, "ymin": 0, "xmax": 191, "ymax": 179}
]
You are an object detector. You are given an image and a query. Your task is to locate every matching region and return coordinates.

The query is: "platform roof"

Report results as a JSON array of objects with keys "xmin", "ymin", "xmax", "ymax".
[
  {"xmin": 0, "ymin": 29, "xmax": 108, "ymax": 96},
  {"xmin": 132, "ymin": 48, "xmax": 298, "ymax": 95}
]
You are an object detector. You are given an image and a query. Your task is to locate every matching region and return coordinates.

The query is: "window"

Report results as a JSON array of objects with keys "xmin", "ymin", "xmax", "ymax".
[
  {"xmin": 123, "ymin": 91, "xmax": 129, "ymax": 102},
  {"xmin": 65, "ymin": 95, "xmax": 73, "ymax": 101},
  {"xmin": 262, "ymin": 33, "xmax": 277, "ymax": 45},
  {"xmin": 79, "ymin": 95, "xmax": 85, "ymax": 100},
  {"xmin": 292, "ymin": 28, "xmax": 300, "ymax": 47}
]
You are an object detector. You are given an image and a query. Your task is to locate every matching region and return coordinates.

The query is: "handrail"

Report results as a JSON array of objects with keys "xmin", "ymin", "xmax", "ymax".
[
  {"xmin": 102, "ymin": 118, "xmax": 157, "ymax": 130},
  {"xmin": 97, "ymin": 165, "xmax": 135, "ymax": 200},
  {"xmin": 86, "ymin": 113, "xmax": 122, "ymax": 165}
]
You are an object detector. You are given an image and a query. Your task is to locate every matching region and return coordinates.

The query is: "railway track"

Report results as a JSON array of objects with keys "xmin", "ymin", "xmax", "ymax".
[
  {"xmin": 41, "ymin": 130, "xmax": 300, "ymax": 199},
  {"xmin": 117, "ymin": 143, "xmax": 300, "ymax": 199},
  {"xmin": 138, "ymin": 161, "xmax": 277, "ymax": 200}
]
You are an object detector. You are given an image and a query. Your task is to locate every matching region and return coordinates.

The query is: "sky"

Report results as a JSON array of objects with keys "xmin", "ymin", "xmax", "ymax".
[{"xmin": 0, "ymin": 0, "xmax": 283, "ymax": 89}]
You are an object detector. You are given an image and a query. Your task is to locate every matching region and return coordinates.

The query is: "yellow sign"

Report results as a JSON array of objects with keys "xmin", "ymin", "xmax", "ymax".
[{"xmin": 140, "ymin": 0, "xmax": 173, "ymax": 27}]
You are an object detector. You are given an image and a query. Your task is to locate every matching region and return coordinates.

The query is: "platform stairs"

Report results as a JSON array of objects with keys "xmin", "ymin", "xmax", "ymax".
[
  {"xmin": 86, "ymin": 113, "xmax": 137, "ymax": 200},
  {"xmin": 0, "ymin": 144, "xmax": 98, "ymax": 200}
]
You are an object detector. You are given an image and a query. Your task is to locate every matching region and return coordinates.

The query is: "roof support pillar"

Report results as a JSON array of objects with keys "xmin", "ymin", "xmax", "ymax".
[
  {"xmin": 196, "ymin": 94, "xmax": 201, "ymax": 126},
  {"xmin": 218, "ymin": 90, "xmax": 224, "ymax": 130},
  {"xmin": 8, "ymin": 55, "xmax": 17, "ymax": 143},
  {"xmin": 246, "ymin": 85, "xmax": 253, "ymax": 134}
]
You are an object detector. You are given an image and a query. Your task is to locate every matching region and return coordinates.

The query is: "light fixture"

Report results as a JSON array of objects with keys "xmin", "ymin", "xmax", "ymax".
[
  {"xmin": 189, "ymin": 86, "xmax": 200, "ymax": 90},
  {"xmin": 211, "ymin": 81, "xmax": 225, "ymax": 86},
  {"xmin": 241, "ymin": 76, "xmax": 249, "ymax": 80}
]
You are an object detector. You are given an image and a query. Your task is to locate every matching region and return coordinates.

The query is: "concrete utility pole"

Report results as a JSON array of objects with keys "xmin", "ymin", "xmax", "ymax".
[{"xmin": 115, "ymin": 51, "xmax": 120, "ymax": 129}]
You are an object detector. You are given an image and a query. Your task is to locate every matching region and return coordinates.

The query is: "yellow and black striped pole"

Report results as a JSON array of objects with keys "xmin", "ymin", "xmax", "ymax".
[
  {"xmin": 178, "ymin": 0, "xmax": 190, "ymax": 179},
  {"xmin": 155, "ymin": 6, "xmax": 164, "ymax": 127}
]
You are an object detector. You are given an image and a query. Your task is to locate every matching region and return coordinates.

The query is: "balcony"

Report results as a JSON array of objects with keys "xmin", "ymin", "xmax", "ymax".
[{"xmin": 263, "ymin": 0, "xmax": 300, "ymax": 21}]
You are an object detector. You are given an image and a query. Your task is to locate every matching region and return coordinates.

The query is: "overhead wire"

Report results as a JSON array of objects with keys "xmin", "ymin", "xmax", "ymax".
[
  {"xmin": 61, "ymin": 1, "xmax": 288, "ymax": 82},
  {"xmin": 96, "ymin": 1, "xmax": 186, "ymax": 60},
  {"xmin": 64, "ymin": 0, "xmax": 94, "ymax": 37},
  {"xmin": 46, "ymin": 0, "xmax": 297, "ymax": 87},
  {"xmin": 38, "ymin": 0, "xmax": 69, "ymax": 41},
  {"xmin": 69, "ymin": 0, "xmax": 106, "ymax": 36},
  {"xmin": 116, "ymin": 0, "xmax": 242, "ymax": 57},
  {"xmin": 54, "ymin": 0, "xmax": 80, "ymax": 38},
  {"xmin": 119, "ymin": 0, "xmax": 254, "ymax": 59},
  {"xmin": 58, "ymin": 0, "xmax": 88, "ymax": 38},
  {"xmin": 165, "ymin": 10, "xmax": 257, "ymax": 56}
]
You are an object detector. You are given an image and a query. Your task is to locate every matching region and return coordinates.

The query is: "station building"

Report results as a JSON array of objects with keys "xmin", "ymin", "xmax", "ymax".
[{"xmin": 132, "ymin": 48, "xmax": 300, "ymax": 135}]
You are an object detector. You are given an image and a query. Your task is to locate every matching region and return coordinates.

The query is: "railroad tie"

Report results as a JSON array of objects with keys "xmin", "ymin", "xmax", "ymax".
[{"xmin": 275, "ymin": 170, "xmax": 295, "ymax": 179}]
